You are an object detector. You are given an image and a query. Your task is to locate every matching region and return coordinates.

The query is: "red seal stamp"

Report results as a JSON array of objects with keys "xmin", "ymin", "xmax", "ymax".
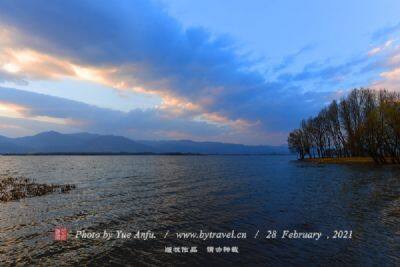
[{"xmin": 54, "ymin": 227, "xmax": 68, "ymax": 241}]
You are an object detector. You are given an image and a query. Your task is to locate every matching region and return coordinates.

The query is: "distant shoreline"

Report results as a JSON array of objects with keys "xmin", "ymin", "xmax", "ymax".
[
  {"xmin": 0, "ymin": 152, "xmax": 292, "ymax": 156},
  {"xmin": 0, "ymin": 131, "xmax": 289, "ymax": 155}
]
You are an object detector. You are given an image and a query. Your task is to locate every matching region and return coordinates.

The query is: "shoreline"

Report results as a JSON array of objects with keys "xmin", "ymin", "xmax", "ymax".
[
  {"xmin": 301, "ymin": 157, "xmax": 380, "ymax": 164},
  {"xmin": 0, "ymin": 153, "xmax": 292, "ymax": 156}
]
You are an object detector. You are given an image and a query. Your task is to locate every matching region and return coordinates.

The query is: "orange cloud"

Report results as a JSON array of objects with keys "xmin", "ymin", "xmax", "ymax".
[
  {"xmin": 0, "ymin": 123, "xmax": 22, "ymax": 130},
  {"xmin": 0, "ymin": 32, "xmax": 261, "ymax": 137},
  {"xmin": 0, "ymin": 101, "xmax": 31, "ymax": 118},
  {"xmin": 198, "ymin": 112, "xmax": 259, "ymax": 132},
  {"xmin": 369, "ymin": 42, "xmax": 400, "ymax": 91},
  {"xmin": 380, "ymin": 67, "xmax": 400, "ymax": 81},
  {"xmin": 0, "ymin": 100, "xmax": 82, "ymax": 125}
]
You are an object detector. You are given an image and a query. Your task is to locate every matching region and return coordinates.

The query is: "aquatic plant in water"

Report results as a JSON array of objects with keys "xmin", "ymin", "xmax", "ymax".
[{"xmin": 0, "ymin": 176, "xmax": 76, "ymax": 202}]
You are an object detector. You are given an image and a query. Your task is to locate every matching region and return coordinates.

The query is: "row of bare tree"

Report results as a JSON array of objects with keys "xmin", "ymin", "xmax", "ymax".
[{"xmin": 288, "ymin": 88, "xmax": 400, "ymax": 164}]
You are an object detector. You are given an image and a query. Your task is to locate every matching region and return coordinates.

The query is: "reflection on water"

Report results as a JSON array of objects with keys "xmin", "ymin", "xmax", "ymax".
[{"xmin": 0, "ymin": 155, "xmax": 399, "ymax": 265}]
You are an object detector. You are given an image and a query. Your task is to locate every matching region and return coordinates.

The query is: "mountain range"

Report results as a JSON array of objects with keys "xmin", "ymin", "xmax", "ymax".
[{"xmin": 0, "ymin": 131, "xmax": 288, "ymax": 155}]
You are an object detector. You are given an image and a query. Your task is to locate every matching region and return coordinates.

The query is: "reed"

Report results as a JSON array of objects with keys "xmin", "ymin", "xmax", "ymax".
[{"xmin": 0, "ymin": 176, "xmax": 76, "ymax": 202}]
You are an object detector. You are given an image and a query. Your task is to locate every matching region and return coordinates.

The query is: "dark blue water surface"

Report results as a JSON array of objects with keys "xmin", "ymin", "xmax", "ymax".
[{"xmin": 0, "ymin": 155, "xmax": 399, "ymax": 266}]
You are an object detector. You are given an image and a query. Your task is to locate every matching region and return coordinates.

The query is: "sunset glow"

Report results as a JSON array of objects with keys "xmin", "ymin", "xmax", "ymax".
[
  {"xmin": 0, "ymin": 101, "xmax": 28, "ymax": 118},
  {"xmin": 2, "ymin": 63, "xmax": 20, "ymax": 73},
  {"xmin": 0, "ymin": 0, "xmax": 400, "ymax": 144}
]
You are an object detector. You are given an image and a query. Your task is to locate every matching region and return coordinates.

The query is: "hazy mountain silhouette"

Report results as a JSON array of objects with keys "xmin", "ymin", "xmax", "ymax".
[
  {"xmin": 0, "ymin": 131, "xmax": 288, "ymax": 154},
  {"xmin": 81, "ymin": 135, "xmax": 151, "ymax": 153},
  {"xmin": 0, "ymin": 135, "xmax": 27, "ymax": 153},
  {"xmin": 140, "ymin": 140, "xmax": 287, "ymax": 154}
]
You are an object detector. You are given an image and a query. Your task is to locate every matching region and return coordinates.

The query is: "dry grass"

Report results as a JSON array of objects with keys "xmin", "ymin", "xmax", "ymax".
[
  {"xmin": 302, "ymin": 157, "xmax": 376, "ymax": 164},
  {"xmin": 0, "ymin": 176, "xmax": 76, "ymax": 202}
]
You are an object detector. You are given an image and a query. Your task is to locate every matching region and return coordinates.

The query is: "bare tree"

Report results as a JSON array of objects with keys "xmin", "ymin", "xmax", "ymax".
[{"xmin": 287, "ymin": 88, "xmax": 400, "ymax": 164}]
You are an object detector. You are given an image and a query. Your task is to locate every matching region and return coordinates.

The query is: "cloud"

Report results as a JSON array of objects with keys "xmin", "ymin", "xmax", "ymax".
[
  {"xmin": 0, "ymin": 86, "xmax": 234, "ymax": 140},
  {"xmin": 367, "ymin": 39, "xmax": 394, "ymax": 56},
  {"xmin": 0, "ymin": 70, "xmax": 28, "ymax": 85},
  {"xmin": 277, "ymin": 56, "xmax": 370, "ymax": 85},
  {"xmin": 0, "ymin": 0, "xmax": 337, "ymax": 144},
  {"xmin": 363, "ymin": 39, "xmax": 400, "ymax": 91},
  {"xmin": 367, "ymin": 23, "xmax": 400, "ymax": 90},
  {"xmin": 372, "ymin": 22, "xmax": 400, "ymax": 41},
  {"xmin": 272, "ymin": 44, "xmax": 315, "ymax": 73},
  {"xmin": 1, "ymin": 0, "xmax": 395, "ymax": 144}
]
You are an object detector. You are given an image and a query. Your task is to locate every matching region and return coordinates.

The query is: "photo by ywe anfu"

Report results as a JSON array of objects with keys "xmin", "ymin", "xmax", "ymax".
[{"xmin": 0, "ymin": 0, "xmax": 399, "ymax": 266}]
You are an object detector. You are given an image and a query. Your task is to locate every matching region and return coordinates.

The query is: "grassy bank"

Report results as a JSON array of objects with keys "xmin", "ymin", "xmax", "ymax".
[{"xmin": 301, "ymin": 157, "xmax": 376, "ymax": 164}]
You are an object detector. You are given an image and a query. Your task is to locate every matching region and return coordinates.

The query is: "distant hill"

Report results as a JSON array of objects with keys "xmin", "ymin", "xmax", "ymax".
[
  {"xmin": 0, "ymin": 131, "xmax": 288, "ymax": 155},
  {"xmin": 81, "ymin": 135, "xmax": 151, "ymax": 153},
  {"xmin": 140, "ymin": 140, "xmax": 288, "ymax": 154},
  {"xmin": 0, "ymin": 135, "xmax": 27, "ymax": 153}
]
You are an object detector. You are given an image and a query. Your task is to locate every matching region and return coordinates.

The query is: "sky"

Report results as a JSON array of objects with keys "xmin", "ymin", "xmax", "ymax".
[{"xmin": 0, "ymin": 0, "xmax": 400, "ymax": 145}]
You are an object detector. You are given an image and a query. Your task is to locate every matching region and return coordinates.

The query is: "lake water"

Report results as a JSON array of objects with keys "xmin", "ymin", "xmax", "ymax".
[{"xmin": 0, "ymin": 155, "xmax": 399, "ymax": 266}]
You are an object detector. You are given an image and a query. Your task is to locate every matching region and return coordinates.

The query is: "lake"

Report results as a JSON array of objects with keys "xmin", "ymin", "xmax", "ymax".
[{"xmin": 0, "ymin": 155, "xmax": 399, "ymax": 266}]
